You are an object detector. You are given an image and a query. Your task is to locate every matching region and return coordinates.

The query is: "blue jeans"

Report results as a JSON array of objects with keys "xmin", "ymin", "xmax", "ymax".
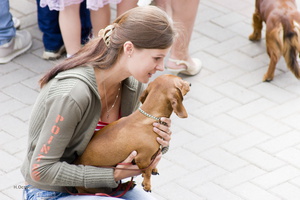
[
  {"xmin": 36, "ymin": 0, "xmax": 92, "ymax": 51},
  {"xmin": 0, "ymin": 0, "xmax": 16, "ymax": 45},
  {"xmin": 24, "ymin": 185, "xmax": 157, "ymax": 200}
]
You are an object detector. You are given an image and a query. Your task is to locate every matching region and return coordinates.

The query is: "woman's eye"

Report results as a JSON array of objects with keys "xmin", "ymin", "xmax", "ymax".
[{"xmin": 154, "ymin": 57, "xmax": 161, "ymax": 61}]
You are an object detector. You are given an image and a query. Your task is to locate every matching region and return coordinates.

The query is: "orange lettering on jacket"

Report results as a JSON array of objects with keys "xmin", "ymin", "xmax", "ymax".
[{"xmin": 31, "ymin": 114, "xmax": 65, "ymax": 181}]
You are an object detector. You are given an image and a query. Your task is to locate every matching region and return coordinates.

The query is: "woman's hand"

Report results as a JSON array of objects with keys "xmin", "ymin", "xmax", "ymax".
[
  {"xmin": 153, "ymin": 117, "xmax": 172, "ymax": 148},
  {"xmin": 114, "ymin": 150, "xmax": 163, "ymax": 182},
  {"xmin": 114, "ymin": 151, "xmax": 142, "ymax": 182},
  {"xmin": 114, "ymin": 118, "xmax": 171, "ymax": 182}
]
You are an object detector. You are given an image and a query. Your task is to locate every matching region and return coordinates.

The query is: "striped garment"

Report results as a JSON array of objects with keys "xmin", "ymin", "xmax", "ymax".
[{"xmin": 95, "ymin": 121, "xmax": 109, "ymax": 132}]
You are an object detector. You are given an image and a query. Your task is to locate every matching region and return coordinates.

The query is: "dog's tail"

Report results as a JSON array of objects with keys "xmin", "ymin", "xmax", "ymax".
[{"xmin": 282, "ymin": 16, "xmax": 300, "ymax": 79}]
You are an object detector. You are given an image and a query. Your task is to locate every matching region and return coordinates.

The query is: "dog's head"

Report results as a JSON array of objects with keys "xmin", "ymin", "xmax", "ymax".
[{"xmin": 140, "ymin": 74, "xmax": 191, "ymax": 118}]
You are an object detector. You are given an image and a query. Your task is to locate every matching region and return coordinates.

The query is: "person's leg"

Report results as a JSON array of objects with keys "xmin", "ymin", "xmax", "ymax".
[
  {"xmin": 90, "ymin": 4, "xmax": 111, "ymax": 37},
  {"xmin": 12, "ymin": 17, "xmax": 20, "ymax": 29},
  {"xmin": 119, "ymin": 187, "xmax": 157, "ymax": 200},
  {"xmin": 59, "ymin": 3, "xmax": 81, "ymax": 56},
  {"xmin": 24, "ymin": 185, "xmax": 123, "ymax": 200},
  {"xmin": 155, "ymin": 0, "xmax": 172, "ymax": 16},
  {"xmin": 168, "ymin": 0, "xmax": 200, "ymax": 61},
  {"xmin": 116, "ymin": 0, "xmax": 138, "ymax": 17},
  {"xmin": 60, "ymin": 195, "xmax": 122, "ymax": 199},
  {"xmin": 156, "ymin": 0, "xmax": 201, "ymax": 75},
  {"xmin": 90, "ymin": 0, "xmax": 138, "ymax": 38},
  {"xmin": 0, "ymin": 0, "xmax": 32, "ymax": 64},
  {"xmin": 36, "ymin": 0, "xmax": 63, "ymax": 52},
  {"xmin": 0, "ymin": 0, "xmax": 15, "ymax": 45},
  {"xmin": 36, "ymin": 0, "xmax": 65, "ymax": 60},
  {"xmin": 80, "ymin": 0, "xmax": 92, "ymax": 44}
]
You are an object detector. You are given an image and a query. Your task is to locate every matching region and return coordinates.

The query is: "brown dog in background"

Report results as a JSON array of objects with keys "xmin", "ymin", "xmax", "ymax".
[
  {"xmin": 75, "ymin": 74, "xmax": 190, "ymax": 194},
  {"xmin": 249, "ymin": 0, "xmax": 300, "ymax": 81}
]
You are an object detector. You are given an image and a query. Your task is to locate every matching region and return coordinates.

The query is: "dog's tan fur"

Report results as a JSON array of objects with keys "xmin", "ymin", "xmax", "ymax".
[
  {"xmin": 249, "ymin": 0, "xmax": 300, "ymax": 81},
  {"xmin": 75, "ymin": 74, "xmax": 190, "ymax": 193}
]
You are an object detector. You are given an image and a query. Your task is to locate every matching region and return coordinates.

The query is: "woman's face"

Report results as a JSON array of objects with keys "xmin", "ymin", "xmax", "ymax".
[{"xmin": 128, "ymin": 48, "xmax": 170, "ymax": 83}]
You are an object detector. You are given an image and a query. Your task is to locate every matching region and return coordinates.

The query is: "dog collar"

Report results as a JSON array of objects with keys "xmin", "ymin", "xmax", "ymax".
[
  {"xmin": 139, "ymin": 107, "xmax": 169, "ymax": 154},
  {"xmin": 138, "ymin": 107, "xmax": 160, "ymax": 121}
]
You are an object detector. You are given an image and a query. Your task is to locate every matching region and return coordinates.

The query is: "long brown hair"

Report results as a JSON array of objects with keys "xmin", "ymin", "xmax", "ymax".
[{"xmin": 39, "ymin": 6, "xmax": 175, "ymax": 87}]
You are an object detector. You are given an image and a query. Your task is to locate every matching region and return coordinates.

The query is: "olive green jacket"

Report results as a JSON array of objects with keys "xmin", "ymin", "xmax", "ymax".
[{"xmin": 21, "ymin": 66, "xmax": 144, "ymax": 192}]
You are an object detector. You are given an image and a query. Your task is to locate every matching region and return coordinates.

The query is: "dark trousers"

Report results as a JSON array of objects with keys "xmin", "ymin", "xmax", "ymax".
[{"xmin": 36, "ymin": 0, "xmax": 92, "ymax": 51}]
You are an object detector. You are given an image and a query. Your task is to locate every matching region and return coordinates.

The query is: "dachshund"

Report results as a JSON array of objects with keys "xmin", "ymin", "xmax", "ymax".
[{"xmin": 75, "ymin": 74, "xmax": 190, "ymax": 194}]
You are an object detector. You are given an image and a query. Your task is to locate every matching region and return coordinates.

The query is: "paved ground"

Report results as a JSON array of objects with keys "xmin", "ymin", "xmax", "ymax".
[{"xmin": 2, "ymin": 0, "xmax": 300, "ymax": 199}]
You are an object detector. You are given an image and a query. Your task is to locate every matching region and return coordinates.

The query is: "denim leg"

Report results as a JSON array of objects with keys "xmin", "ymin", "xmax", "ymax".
[
  {"xmin": 23, "ymin": 185, "xmax": 156, "ymax": 200},
  {"xmin": 120, "ymin": 187, "xmax": 157, "ymax": 200},
  {"xmin": 60, "ymin": 195, "xmax": 122, "ymax": 199},
  {"xmin": 36, "ymin": 0, "xmax": 92, "ymax": 51},
  {"xmin": 36, "ymin": 0, "xmax": 63, "ymax": 51},
  {"xmin": 80, "ymin": 0, "xmax": 92, "ymax": 45},
  {"xmin": 23, "ymin": 185, "xmax": 123, "ymax": 200},
  {"xmin": 59, "ymin": 187, "xmax": 156, "ymax": 200},
  {"xmin": 0, "ymin": 0, "xmax": 16, "ymax": 45},
  {"xmin": 24, "ymin": 186, "xmax": 69, "ymax": 200}
]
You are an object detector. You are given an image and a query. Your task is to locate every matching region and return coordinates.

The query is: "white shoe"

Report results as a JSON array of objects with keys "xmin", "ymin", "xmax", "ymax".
[
  {"xmin": 0, "ymin": 30, "xmax": 32, "ymax": 64},
  {"xmin": 166, "ymin": 58, "xmax": 202, "ymax": 76},
  {"xmin": 13, "ymin": 17, "xmax": 21, "ymax": 29}
]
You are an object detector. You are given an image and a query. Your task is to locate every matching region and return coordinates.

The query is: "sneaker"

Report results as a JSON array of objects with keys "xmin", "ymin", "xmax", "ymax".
[
  {"xmin": 0, "ymin": 30, "xmax": 32, "ymax": 64},
  {"xmin": 13, "ymin": 17, "xmax": 21, "ymax": 29},
  {"xmin": 42, "ymin": 45, "xmax": 66, "ymax": 60}
]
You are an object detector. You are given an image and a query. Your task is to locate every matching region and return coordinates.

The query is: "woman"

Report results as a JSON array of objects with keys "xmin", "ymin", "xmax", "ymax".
[{"xmin": 21, "ymin": 6, "xmax": 175, "ymax": 200}]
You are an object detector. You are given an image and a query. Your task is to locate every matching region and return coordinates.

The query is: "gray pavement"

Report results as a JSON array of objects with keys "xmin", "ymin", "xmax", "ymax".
[{"xmin": 2, "ymin": 0, "xmax": 300, "ymax": 199}]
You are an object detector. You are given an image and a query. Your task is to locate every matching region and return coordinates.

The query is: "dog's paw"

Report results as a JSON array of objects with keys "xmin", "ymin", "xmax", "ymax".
[
  {"xmin": 152, "ymin": 171, "xmax": 159, "ymax": 175},
  {"xmin": 152, "ymin": 168, "xmax": 159, "ymax": 175},
  {"xmin": 263, "ymin": 74, "xmax": 273, "ymax": 82},
  {"xmin": 142, "ymin": 183, "xmax": 152, "ymax": 192},
  {"xmin": 249, "ymin": 33, "xmax": 261, "ymax": 41}
]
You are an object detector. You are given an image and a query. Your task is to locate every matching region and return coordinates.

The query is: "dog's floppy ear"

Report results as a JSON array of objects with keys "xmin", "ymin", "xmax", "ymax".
[{"xmin": 170, "ymin": 87, "xmax": 188, "ymax": 118}]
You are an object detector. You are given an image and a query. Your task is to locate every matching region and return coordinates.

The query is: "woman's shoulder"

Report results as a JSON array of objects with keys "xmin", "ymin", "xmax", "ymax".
[
  {"xmin": 45, "ymin": 66, "xmax": 99, "ymax": 103},
  {"xmin": 55, "ymin": 66, "xmax": 95, "ymax": 83}
]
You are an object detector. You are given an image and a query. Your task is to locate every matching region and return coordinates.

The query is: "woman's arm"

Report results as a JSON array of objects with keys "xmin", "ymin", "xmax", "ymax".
[{"xmin": 29, "ymin": 94, "xmax": 118, "ymax": 189}]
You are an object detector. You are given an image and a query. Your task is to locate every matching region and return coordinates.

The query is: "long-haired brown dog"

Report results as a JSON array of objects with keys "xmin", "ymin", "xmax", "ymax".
[{"xmin": 249, "ymin": 0, "xmax": 300, "ymax": 81}]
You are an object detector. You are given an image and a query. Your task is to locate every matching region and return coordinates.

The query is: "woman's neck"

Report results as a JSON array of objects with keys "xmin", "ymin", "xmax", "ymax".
[
  {"xmin": 94, "ymin": 62, "xmax": 129, "ymax": 87},
  {"xmin": 94, "ymin": 65, "xmax": 127, "ymax": 123}
]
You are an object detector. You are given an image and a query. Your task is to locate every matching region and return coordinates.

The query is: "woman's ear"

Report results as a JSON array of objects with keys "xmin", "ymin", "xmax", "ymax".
[{"xmin": 123, "ymin": 41, "xmax": 134, "ymax": 57}]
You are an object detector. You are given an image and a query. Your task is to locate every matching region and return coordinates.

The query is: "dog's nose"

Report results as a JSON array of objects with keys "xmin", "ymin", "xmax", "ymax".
[{"xmin": 189, "ymin": 83, "xmax": 192, "ymax": 87}]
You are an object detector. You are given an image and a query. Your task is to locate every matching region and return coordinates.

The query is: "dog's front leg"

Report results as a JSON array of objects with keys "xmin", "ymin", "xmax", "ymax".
[{"xmin": 249, "ymin": 11, "xmax": 263, "ymax": 41}]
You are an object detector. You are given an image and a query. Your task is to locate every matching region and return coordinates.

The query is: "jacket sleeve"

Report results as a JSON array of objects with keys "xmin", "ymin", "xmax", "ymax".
[{"xmin": 29, "ymin": 92, "xmax": 118, "ymax": 189}]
